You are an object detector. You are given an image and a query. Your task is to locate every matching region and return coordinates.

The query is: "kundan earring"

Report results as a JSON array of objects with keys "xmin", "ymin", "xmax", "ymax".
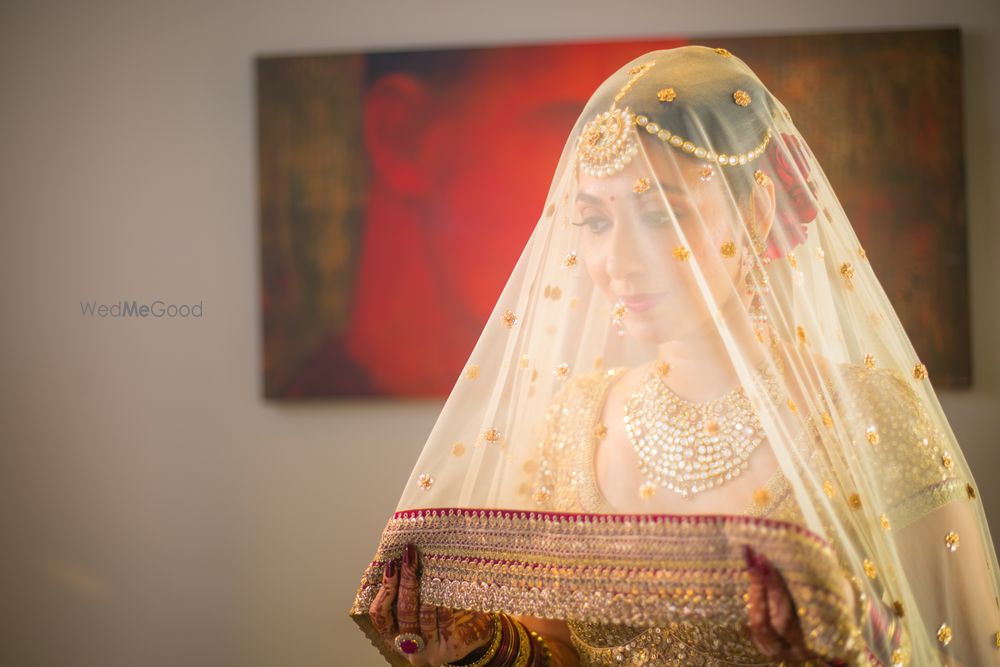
[
  {"xmin": 743, "ymin": 194, "xmax": 771, "ymax": 342},
  {"xmin": 611, "ymin": 300, "xmax": 628, "ymax": 336},
  {"xmin": 743, "ymin": 187, "xmax": 786, "ymax": 377}
]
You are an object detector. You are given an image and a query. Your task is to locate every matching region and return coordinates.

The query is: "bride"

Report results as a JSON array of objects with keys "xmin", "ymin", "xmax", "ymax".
[{"xmin": 350, "ymin": 45, "xmax": 1000, "ymax": 666}]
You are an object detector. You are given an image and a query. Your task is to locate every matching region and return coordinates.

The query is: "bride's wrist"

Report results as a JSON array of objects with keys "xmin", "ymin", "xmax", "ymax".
[
  {"xmin": 444, "ymin": 613, "xmax": 552, "ymax": 667},
  {"xmin": 444, "ymin": 613, "xmax": 501, "ymax": 667}
]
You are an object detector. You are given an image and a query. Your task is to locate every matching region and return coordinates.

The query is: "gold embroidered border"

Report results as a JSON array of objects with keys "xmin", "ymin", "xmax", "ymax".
[
  {"xmin": 889, "ymin": 478, "xmax": 969, "ymax": 531},
  {"xmin": 349, "ymin": 508, "xmax": 863, "ymax": 664}
]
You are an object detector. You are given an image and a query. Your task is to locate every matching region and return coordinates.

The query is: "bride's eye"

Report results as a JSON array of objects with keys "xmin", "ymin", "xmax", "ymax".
[
  {"xmin": 571, "ymin": 216, "xmax": 611, "ymax": 234},
  {"xmin": 641, "ymin": 210, "xmax": 682, "ymax": 228}
]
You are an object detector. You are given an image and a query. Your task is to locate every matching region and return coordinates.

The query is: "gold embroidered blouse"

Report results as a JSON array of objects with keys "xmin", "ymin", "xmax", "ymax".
[{"xmin": 532, "ymin": 361, "xmax": 965, "ymax": 666}]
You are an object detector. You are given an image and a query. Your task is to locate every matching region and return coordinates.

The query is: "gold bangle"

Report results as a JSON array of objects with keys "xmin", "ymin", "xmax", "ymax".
[
  {"xmin": 510, "ymin": 616, "xmax": 532, "ymax": 667},
  {"xmin": 443, "ymin": 613, "xmax": 503, "ymax": 667},
  {"xmin": 527, "ymin": 628, "xmax": 552, "ymax": 667}
]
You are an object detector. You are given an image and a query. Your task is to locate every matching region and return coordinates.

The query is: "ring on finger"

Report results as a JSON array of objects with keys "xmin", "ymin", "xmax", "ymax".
[{"xmin": 394, "ymin": 632, "xmax": 425, "ymax": 655}]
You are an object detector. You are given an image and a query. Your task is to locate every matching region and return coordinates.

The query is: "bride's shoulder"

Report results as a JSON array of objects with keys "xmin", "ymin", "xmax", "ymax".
[
  {"xmin": 800, "ymin": 351, "xmax": 934, "ymax": 435},
  {"xmin": 772, "ymin": 339, "xmax": 866, "ymax": 390},
  {"xmin": 816, "ymin": 353, "xmax": 918, "ymax": 398},
  {"xmin": 837, "ymin": 363, "xmax": 930, "ymax": 421}
]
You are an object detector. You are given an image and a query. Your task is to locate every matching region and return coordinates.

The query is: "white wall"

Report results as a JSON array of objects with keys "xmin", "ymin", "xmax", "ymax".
[{"xmin": 1, "ymin": 1, "xmax": 998, "ymax": 665}]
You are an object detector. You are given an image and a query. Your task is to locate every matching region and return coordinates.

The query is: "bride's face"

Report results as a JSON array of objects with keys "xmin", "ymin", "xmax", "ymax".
[{"xmin": 575, "ymin": 135, "xmax": 760, "ymax": 344}]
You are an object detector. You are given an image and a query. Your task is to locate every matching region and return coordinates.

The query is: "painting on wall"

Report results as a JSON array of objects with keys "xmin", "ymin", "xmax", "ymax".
[{"xmin": 257, "ymin": 27, "xmax": 969, "ymax": 399}]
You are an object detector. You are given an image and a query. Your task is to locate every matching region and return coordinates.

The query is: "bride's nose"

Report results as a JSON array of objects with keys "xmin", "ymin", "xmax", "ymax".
[{"xmin": 605, "ymin": 214, "xmax": 646, "ymax": 282}]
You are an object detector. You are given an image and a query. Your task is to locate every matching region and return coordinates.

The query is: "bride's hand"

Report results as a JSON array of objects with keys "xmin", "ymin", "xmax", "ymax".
[
  {"xmin": 743, "ymin": 544, "xmax": 832, "ymax": 665},
  {"xmin": 368, "ymin": 543, "xmax": 495, "ymax": 666}
]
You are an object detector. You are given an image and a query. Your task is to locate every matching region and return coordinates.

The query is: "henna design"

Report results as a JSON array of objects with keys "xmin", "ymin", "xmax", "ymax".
[
  {"xmin": 436, "ymin": 607, "xmax": 455, "ymax": 643},
  {"xmin": 397, "ymin": 545, "xmax": 421, "ymax": 634},
  {"xmin": 369, "ymin": 560, "xmax": 399, "ymax": 637},
  {"xmin": 452, "ymin": 610, "xmax": 492, "ymax": 647},
  {"xmin": 419, "ymin": 603, "xmax": 439, "ymax": 644},
  {"xmin": 436, "ymin": 607, "xmax": 493, "ymax": 658}
]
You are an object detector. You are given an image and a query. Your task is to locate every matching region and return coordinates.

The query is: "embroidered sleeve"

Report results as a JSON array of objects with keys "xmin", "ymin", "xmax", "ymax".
[{"xmin": 839, "ymin": 364, "xmax": 965, "ymax": 530}]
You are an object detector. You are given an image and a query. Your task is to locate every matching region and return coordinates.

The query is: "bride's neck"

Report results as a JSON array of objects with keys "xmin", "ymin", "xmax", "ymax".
[{"xmin": 653, "ymin": 295, "xmax": 767, "ymax": 402}]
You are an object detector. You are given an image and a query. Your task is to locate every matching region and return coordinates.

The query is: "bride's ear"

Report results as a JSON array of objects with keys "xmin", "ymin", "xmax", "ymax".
[{"xmin": 750, "ymin": 176, "xmax": 777, "ymax": 242}]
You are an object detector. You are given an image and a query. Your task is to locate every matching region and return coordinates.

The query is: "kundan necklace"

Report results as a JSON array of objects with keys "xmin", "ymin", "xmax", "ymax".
[{"xmin": 623, "ymin": 356, "xmax": 779, "ymax": 498}]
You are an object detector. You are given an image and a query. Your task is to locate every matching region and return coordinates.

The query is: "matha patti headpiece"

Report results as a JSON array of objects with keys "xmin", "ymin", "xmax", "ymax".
[{"xmin": 575, "ymin": 49, "xmax": 773, "ymax": 177}]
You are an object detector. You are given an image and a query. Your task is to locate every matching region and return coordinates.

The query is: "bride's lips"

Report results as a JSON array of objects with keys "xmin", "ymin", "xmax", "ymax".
[{"xmin": 618, "ymin": 291, "xmax": 667, "ymax": 312}]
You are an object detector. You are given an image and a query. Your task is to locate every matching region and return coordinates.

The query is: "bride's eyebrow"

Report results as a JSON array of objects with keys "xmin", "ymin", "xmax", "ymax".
[
  {"xmin": 637, "ymin": 182, "xmax": 692, "ymax": 207},
  {"xmin": 651, "ymin": 180, "xmax": 689, "ymax": 198},
  {"xmin": 575, "ymin": 191, "xmax": 604, "ymax": 205},
  {"xmin": 575, "ymin": 181, "xmax": 687, "ymax": 205}
]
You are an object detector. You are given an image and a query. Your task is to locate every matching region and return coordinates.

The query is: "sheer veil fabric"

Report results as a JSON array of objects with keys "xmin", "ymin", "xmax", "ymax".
[{"xmin": 350, "ymin": 46, "xmax": 1000, "ymax": 666}]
